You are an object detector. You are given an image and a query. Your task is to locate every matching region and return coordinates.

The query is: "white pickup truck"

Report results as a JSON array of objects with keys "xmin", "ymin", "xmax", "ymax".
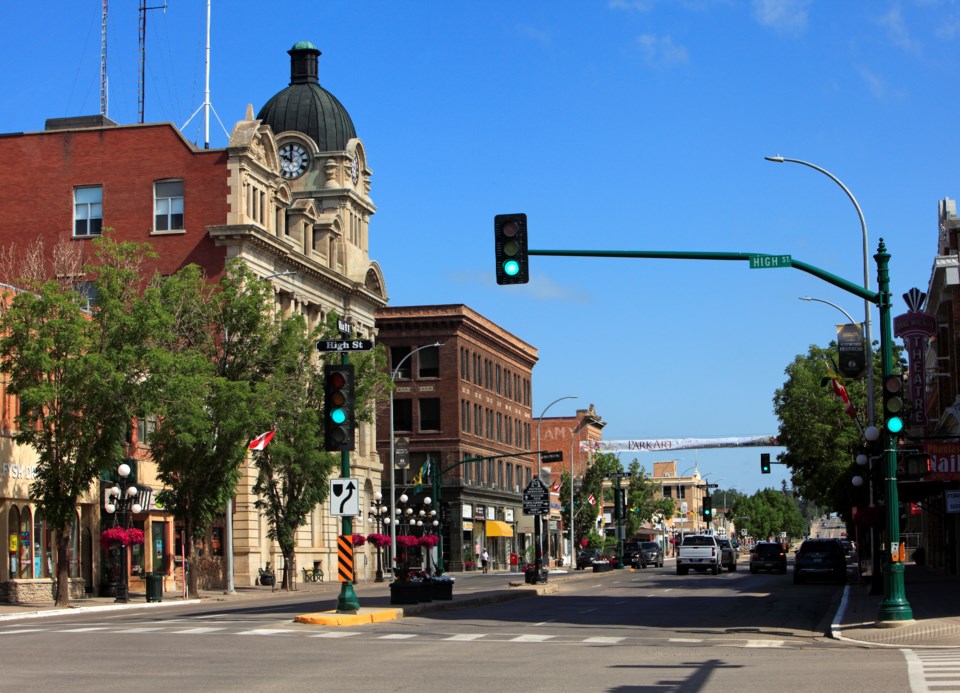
[{"xmin": 676, "ymin": 534, "xmax": 722, "ymax": 575}]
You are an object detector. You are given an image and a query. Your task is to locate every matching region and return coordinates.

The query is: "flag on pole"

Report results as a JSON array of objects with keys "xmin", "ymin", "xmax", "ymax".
[
  {"xmin": 588, "ymin": 494, "xmax": 596, "ymax": 506},
  {"xmin": 249, "ymin": 430, "xmax": 275, "ymax": 451},
  {"xmin": 551, "ymin": 482, "xmax": 560, "ymax": 493},
  {"xmin": 829, "ymin": 378, "xmax": 857, "ymax": 421}
]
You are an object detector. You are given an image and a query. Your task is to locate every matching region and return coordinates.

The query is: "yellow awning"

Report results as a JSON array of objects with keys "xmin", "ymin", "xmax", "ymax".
[{"xmin": 486, "ymin": 520, "xmax": 514, "ymax": 537}]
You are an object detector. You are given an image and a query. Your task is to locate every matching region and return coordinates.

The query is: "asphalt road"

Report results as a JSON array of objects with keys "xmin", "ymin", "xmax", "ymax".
[{"xmin": 0, "ymin": 566, "xmax": 919, "ymax": 692}]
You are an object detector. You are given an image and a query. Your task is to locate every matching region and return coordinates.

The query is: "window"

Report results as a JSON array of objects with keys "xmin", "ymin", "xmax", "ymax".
[
  {"xmin": 391, "ymin": 346, "xmax": 412, "ymax": 379},
  {"xmin": 74, "ymin": 186, "xmax": 103, "ymax": 237},
  {"xmin": 418, "ymin": 346, "xmax": 440, "ymax": 378},
  {"xmin": 137, "ymin": 414, "xmax": 157, "ymax": 446},
  {"xmin": 495, "ymin": 365, "xmax": 501, "ymax": 394},
  {"xmin": 154, "ymin": 180, "xmax": 184, "ymax": 231},
  {"xmin": 393, "ymin": 399, "xmax": 412, "ymax": 432},
  {"xmin": 419, "ymin": 398, "xmax": 441, "ymax": 431}
]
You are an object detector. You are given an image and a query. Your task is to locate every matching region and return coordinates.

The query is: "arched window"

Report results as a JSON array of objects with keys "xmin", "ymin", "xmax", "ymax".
[
  {"xmin": 7, "ymin": 506, "xmax": 19, "ymax": 579},
  {"xmin": 19, "ymin": 506, "xmax": 32, "ymax": 579}
]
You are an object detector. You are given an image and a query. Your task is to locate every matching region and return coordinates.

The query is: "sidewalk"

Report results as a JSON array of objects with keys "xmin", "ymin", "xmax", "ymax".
[{"xmin": 833, "ymin": 563, "xmax": 960, "ymax": 647}]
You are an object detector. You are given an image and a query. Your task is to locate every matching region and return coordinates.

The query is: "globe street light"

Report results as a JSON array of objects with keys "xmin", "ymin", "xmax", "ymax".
[
  {"xmin": 387, "ymin": 343, "xmax": 442, "ymax": 573},
  {"xmin": 104, "ymin": 463, "xmax": 142, "ymax": 603},
  {"xmin": 765, "ymin": 155, "xmax": 875, "ymax": 429},
  {"xmin": 367, "ymin": 491, "xmax": 388, "ymax": 582}
]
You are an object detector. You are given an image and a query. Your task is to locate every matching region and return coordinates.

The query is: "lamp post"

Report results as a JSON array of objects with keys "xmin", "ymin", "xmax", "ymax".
[
  {"xmin": 387, "ymin": 342, "xmax": 442, "ymax": 573},
  {"xmin": 367, "ymin": 491, "xmax": 388, "ymax": 582},
  {"xmin": 535, "ymin": 395, "xmax": 577, "ymax": 580},
  {"xmin": 104, "ymin": 463, "xmax": 142, "ymax": 603},
  {"xmin": 394, "ymin": 493, "xmax": 438, "ymax": 574},
  {"xmin": 568, "ymin": 418, "xmax": 588, "ymax": 567},
  {"xmin": 765, "ymin": 155, "xmax": 875, "ymax": 430}
]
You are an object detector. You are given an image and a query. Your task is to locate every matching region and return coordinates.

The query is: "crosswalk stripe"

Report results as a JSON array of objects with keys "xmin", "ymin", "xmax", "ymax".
[
  {"xmin": 172, "ymin": 627, "xmax": 225, "ymax": 634},
  {"xmin": 445, "ymin": 633, "xmax": 486, "ymax": 641},
  {"xmin": 239, "ymin": 629, "xmax": 299, "ymax": 636},
  {"xmin": 55, "ymin": 627, "xmax": 111, "ymax": 632},
  {"xmin": 744, "ymin": 640, "xmax": 784, "ymax": 648},
  {"xmin": 117, "ymin": 627, "xmax": 166, "ymax": 633},
  {"xmin": 310, "ymin": 631, "xmax": 361, "ymax": 638},
  {"xmin": 0, "ymin": 628, "xmax": 47, "ymax": 635},
  {"xmin": 510, "ymin": 634, "xmax": 554, "ymax": 642},
  {"xmin": 669, "ymin": 638, "xmax": 702, "ymax": 643},
  {"xmin": 584, "ymin": 636, "xmax": 624, "ymax": 644},
  {"xmin": 379, "ymin": 633, "xmax": 417, "ymax": 639}
]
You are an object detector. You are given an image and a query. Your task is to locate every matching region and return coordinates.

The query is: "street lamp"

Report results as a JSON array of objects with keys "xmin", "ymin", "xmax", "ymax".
[
  {"xmin": 765, "ymin": 155, "xmax": 875, "ymax": 429},
  {"xmin": 367, "ymin": 491, "xmax": 388, "ymax": 582},
  {"xmin": 104, "ymin": 463, "xmax": 142, "ymax": 603},
  {"xmin": 387, "ymin": 342, "xmax": 442, "ymax": 573},
  {"xmin": 394, "ymin": 493, "xmax": 438, "ymax": 574},
  {"xmin": 535, "ymin": 395, "xmax": 577, "ymax": 580},
  {"xmin": 568, "ymin": 418, "xmax": 589, "ymax": 567}
]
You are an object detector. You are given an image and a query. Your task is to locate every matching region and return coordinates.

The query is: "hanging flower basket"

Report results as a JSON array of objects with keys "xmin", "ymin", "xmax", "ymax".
[
  {"xmin": 395, "ymin": 535, "xmax": 421, "ymax": 549},
  {"xmin": 100, "ymin": 527, "xmax": 145, "ymax": 549},
  {"xmin": 351, "ymin": 534, "xmax": 367, "ymax": 547},
  {"xmin": 419, "ymin": 534, "xmax": 439, "ymax": 548},
  {"xmin": 367, "ymin": 533, "xmax": 392, "ymax": 548}
]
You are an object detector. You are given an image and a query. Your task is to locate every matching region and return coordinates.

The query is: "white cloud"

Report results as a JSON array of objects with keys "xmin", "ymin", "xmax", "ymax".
[
  {"xmin": 516, "ymin": 24, "xmax": 552, "ymax": 48},
  {"xmin": 751, "ymin": 0, "xmax": 809, "ymax": 35},
  {"xmin": 635, "ymin": 34, "xmax": 691, "ymax": 68},
  {"xmin": 877, "ymin": 3, "xmax": 922, "ymax": 52},
  {"xmin": 859, "ymin": 67, "xmax": 888, "ymax": 100},
  {"xmin": 452, "ymin": 270, "xmax": 591, "ymax": 304}
]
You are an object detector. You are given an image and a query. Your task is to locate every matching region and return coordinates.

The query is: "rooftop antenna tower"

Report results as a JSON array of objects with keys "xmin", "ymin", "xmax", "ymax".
[
  {"xmin": 138, "ymin": 0, "xmax": 168, "ymax": 124},
  {"xmin": 100, "ymin": 0, "xmax": 108, "ymax": 115},
  {"xmin": 181, "ymin": 0, "xmax": 229, "ymax": 148}
]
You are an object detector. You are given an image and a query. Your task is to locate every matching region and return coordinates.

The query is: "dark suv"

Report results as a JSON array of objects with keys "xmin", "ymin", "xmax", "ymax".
[
  {"xmin": 750, "ymin": 542, "xmax": 787, "ymax": 574},
  {"xmin": 794, "ymin": 538, "xmax": 846, "ymax": 584},
  {"xmin": 639, "ymin": 541, "xmax": 664, "ymax": 568}
]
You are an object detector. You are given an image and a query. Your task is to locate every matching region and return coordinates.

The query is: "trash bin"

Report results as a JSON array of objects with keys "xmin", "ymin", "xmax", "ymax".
[{"xmin": 145, "ymin": 571, "xmax": 163, "ymax": 603}]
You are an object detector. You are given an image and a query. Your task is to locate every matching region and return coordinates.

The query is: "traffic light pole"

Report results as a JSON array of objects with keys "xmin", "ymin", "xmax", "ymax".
[
  {"xmin": 336, "ymin": 351, "xmax": 360, "ymax": 614},
  {"xmin": 521, "ymin": 241, "xmax": 913, "ymax": 623}
]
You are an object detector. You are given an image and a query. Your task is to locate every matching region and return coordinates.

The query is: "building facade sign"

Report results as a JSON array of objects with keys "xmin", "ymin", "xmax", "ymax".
[{"xmin": 894, "ymin": 288, "xmax": 937, "ymax": 429}]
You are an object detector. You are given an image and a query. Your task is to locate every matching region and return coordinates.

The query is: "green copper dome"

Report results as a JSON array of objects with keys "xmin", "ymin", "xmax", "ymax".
[{"xmin": 257, "ymin": 42, "xmax": 356, "ymax": 152}]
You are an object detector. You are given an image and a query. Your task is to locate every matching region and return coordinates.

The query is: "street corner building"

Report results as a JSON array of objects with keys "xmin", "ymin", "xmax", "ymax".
[{"xmin": 0, "ymin": 41, "xmax": 389, "ymax": 601}]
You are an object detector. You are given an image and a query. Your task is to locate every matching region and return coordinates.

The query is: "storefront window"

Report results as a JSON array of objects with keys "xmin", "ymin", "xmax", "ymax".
[
  {"xmin": 19, "ymin": 506, "xmax": 32, "ymax": 578},
  {"xmin": 34, "ymin": 512, "xmax": 52, "ymax": 578},
  {"xmin": 8, "ymin": 506, "xmax": 19, "ymax": 578},
  {"xmin": 131, "ymin": 520, "xmax": 145, "ymax": 576}
]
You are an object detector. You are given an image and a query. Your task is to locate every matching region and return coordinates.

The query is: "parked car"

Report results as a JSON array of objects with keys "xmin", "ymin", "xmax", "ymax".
[
  {"xmin": 750, "ymin": 541, "xmax": 787, "ymax": 574},
  {"xmin": 717, "ymin": 538, "xmax": 738, "ymax": 572},
  {"xmin": 794, "ymin": 538, "xmax": 847, "ymax": 584},
  {"xmin": 576, "ymin": 549, "xmax": 605, "ymax": 570},
  {"xmin": 639, "ymin": 541, "xmax": 664, "ymax": 568}
]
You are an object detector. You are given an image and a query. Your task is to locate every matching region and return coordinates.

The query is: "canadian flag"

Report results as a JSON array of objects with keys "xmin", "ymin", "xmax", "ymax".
[
  {"xmin": 551, "ymin": 482, "xmax": 560, "ymax": 493},
  {"xmin": 249, "ymin": 430, "xmax": 276, "ymax": 451},
  {"xmin": 588, "ymin": 494, "xmax": 596, "ymax": 506},
  {"xmin": 830, "ymin": 379, "xmax": 857, "ymax": 421}
]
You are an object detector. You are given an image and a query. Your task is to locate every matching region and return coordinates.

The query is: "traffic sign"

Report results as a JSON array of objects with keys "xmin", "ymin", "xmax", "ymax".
[
  {"xmin": 749, "ymin": 254, "xmax": 791, "ymax": 269},
  {"xmin": 522, "ymin": 477, "xmax": 550, "ymax": 515},
  {"xmin": 329, "ymin": 478, "xmax": 360, "ymax": 516},
  {"xmin": 540, "ymin": 451, "xmax": 563, "ymax": 463},
  {"xmin": 317, "ymin": 339, "xmax": 374, "ymax": 352}
]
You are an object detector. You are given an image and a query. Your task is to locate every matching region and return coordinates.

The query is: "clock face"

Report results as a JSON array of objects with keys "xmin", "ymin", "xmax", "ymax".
[{"xmin": 279, "ymin": 143, "xmax": 310, "ymax": 179}]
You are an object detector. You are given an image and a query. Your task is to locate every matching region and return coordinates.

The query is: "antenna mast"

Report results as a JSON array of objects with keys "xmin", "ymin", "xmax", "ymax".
[
  {"xmin": 138, "ymin": 0, "xmax": 168, "ymax": 124},
  {"xmin": 181, "ymin": 0, "xmax": 230, "ymax": 148},
  {"xmin": 100, "ymin": 0, "xmax": 108, "ymax": 116}
]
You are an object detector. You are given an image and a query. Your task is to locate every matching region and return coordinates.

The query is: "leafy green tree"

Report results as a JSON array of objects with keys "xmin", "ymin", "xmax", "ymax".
[
  {"xmin": 0, "ymin": 236, "xmax": 156, "ymax": 606},
  {"xmin": 147, "ymin": 260, "xmax": 271, "ymax": 597},
  {"xmin": 731, "ymin": 489, "xmax": 807, "ymax": 543},
  {"xmin": 624, "ymin": 459, "xmax": 675, "ymax": 536},
  {"xmin": 252, "ymin": 313, "xmax": 389, "ymax": 589}
]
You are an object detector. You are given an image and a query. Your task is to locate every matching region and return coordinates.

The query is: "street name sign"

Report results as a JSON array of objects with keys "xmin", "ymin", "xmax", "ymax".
[
  {"xmin": 749, "ymin": 254, "xmax": 791, "ymax": 269},
  {"xmin": 316, "ymin": 339, "xmax": 374, "ymax": 352},
  {"xmin": 540, "ymin": 451, "xmax": 563, "ymax": 463},
  {"xmin": 522, "ymin": 477, "xmax": 550, "ymax": 515}
]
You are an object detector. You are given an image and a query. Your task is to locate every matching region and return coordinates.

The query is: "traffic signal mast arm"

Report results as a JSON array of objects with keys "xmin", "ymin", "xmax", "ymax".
[{"xmin": 528, "ymin": 248, "xmax": 878, "ymax": 304}]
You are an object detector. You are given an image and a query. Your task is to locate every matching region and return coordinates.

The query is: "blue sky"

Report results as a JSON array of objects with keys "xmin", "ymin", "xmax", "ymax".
[{"xmin": 3, "ymin": 1, "xmax": 958, "ymax": 496}]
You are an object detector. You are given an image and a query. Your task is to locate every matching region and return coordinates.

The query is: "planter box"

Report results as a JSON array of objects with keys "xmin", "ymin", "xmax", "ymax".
[
  {"xmin": 390, "ymin": 581, "xmax": 424, "ymax": 605},
  {"xmin": 429, "ymin": 580, "xmax": 454, "ymax": 600},
  {"xmin": 592, "ymin": 562, "xmax": 612, "ymax": 573}
]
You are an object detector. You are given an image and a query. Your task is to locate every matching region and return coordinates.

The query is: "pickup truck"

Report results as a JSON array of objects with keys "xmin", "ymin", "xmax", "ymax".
[
  {"xmin": 676, "ymin": 534, "xmax": 722, "ymax": 575},
  {"xmin": 716, "ymin": 537, "xmax": 738, "ymax": 572}
]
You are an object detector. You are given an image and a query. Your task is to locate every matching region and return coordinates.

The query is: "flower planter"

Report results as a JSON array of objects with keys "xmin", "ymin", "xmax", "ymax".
[
  {"xmin": 389, "ymin": 581, "xmax": 423, "ymax": 605},
  {"xmin": 429, "ymin": 579, "xmax": 454, "ymax": 600},
  {"xmin": 592, "ymin": 561, "xmax": 612, "ymax": 573}
]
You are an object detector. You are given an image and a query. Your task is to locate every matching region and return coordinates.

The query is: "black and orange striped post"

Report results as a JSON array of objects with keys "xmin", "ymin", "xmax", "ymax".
[{"xmin": 337, "ymin": 535, "xmax": 355, "ymax": 583}]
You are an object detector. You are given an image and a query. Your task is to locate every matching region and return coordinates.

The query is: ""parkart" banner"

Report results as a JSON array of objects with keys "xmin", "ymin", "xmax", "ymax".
[{"xmin": 580, "ymin": 435, "xmax": 779, "ymax": 453}]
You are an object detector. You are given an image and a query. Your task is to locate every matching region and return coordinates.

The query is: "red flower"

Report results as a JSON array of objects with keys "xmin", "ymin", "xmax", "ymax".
[
  {"xmin": 419, "ymin": 534, "xmax": 439, "ymax": 548},
  {"xmin": 100, "ymin": 527, "xmax": 145, "ymax": 549},
  {"xmin": 366, "ymin": 533, "xmax": 392, "ymax": 548},
  {"xmin": 351, "ymin": 533, "xmax": 367, "ymax": 547}
]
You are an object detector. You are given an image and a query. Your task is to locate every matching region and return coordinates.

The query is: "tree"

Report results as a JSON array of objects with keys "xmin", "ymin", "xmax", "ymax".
[
  {"xmin": 147, "ymin": 260, "xmax": 271, "ymax": 597},
  {"xmin": 730, "ymin": 489, "xmax": 807, "ymax": 543},
  {"xmin": 0, "ymin": 236, "xmax": 156, "ymax": 606},
  {"xmin": 251, "ymin": 312, "xmax": 389, "ymax": 589},
  {"xmin": 624, "ymin": 459, "xmax": 676, "ymax": 536}
]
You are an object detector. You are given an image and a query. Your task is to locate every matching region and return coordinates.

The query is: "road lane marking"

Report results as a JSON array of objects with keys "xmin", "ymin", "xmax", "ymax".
[
  {"xmin": 669, "ymin": 638, "xmax": 702, "ymax": 643},
  {"xmin": 445, "ymin": 634, "xmax": 486, "ymax": 641},
  {"xmin": 0, "ymin": 628, "xmax": 47, "ymax": 635},
  {"xmin": 55, "ymin": 627, "xmax": 111, "ymax": 632},
  {"xmin": 584, "ymin": 636, "xmax": 624, "ymax": 644},
  {"xmin": 239, "ymin": 629, "xmax": 300, "ymax": 636},
  {"xmin": 117, "ymin": 627, "xmax": 166, "ymax": 633},
  {"xmin": 533, "ymin": 620, "xmax": 555, "ymax": 626},
  {"xmin": 379, "ymin": 633, "xmax": 417, "ymax": 639},
  {"xmin": 511, "ymin": 634, "xmax": 554, "ymax": 642},
  {"xmin": 310, "ymin": 631, "xmax": 361, "ymax": 638},
  {"xmin": 744, "ymin": 640, "xmax": 784, "ymax": 648},
  {"xmin": 171, "ymin": 627, "xmax": 226, "ymax": 634}
]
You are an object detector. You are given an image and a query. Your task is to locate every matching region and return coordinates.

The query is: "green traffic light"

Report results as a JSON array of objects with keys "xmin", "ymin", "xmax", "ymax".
[
  {"xmin": 503, "ymin": 259, "xmax": 520, "ymax": 276},
  {"xmin": 330, "ymin": 408, "xmax": 347, "ymax": 425},
  {"xmin": 886, "ymin": 416, "xmax": 904, "ymax": 434}
]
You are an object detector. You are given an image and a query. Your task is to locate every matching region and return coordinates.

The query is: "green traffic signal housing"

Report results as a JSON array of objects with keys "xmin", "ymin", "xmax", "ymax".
[
  {"xmin": 882, "ymin": 373, "xmax": 905, "ymax": 435},
  {"xmin": 702, "ymin": 495, "xmax": 713, "ymax": 521},
  {"xmin": 760, "ymin": 453, "xmax": 771, "ymax": 474},
  {"xmin": 494, "ymin": 213, "xmax": 529, "ymax": 285},
  {"xmin": 324, "ymin": 364, "xmax": 355, "ymax": 452}
]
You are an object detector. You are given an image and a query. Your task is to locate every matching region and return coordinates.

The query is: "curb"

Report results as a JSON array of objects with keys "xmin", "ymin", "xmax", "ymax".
[{"xmin": 0, "ymin": 598, "xmax": 202, "ymax": 621}]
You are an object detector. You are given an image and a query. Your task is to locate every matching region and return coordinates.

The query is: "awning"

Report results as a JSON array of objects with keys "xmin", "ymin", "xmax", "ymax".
[{"xmin": 485, "ymin": 520, "xmax": 514, "ymax": 537}]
